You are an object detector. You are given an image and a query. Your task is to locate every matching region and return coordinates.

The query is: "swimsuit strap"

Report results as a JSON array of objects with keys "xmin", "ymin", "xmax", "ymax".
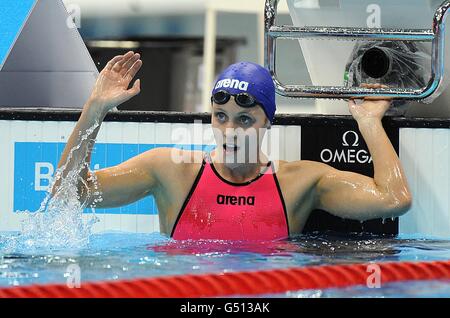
[{"xmin": 206, "ymin": 151, "xmax": 273, "ymax": 178}]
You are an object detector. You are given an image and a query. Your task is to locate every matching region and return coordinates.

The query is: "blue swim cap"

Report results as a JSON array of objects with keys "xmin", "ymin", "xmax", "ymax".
[{"xmin": 211, "ymin": 61, "xmax": 276, "ymax": 124}]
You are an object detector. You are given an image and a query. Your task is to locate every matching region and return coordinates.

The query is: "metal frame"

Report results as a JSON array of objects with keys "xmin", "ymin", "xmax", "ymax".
[{"xmin": 264, "ymin": 0, "xmax": 450, "ymax": 100}]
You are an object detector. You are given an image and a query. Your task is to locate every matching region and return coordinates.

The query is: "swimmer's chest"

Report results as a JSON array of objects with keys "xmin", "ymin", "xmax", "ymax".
[
  {"xmin": 171, "ymin": 161, "xmax": 289, "ymax": 240},
  {"xmin": 162, "ymin": 160, "xmax": 315, "ymax": 235}
]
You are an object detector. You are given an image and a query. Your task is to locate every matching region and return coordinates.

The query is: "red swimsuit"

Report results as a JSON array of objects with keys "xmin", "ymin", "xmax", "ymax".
[{"xmin": 171, "ymin": 152, "xmax": 289, "ymax": 241}]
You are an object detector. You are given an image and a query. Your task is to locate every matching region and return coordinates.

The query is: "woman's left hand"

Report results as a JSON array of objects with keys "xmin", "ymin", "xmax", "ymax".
[{"xmin": 348, "ymin": 83, "xmax": 392, "ymax": 122}]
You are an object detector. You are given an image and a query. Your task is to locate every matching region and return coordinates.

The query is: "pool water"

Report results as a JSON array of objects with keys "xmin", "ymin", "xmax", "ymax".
[
  {"xmin": 1, "ymin": 231, "xmax": 450, "ymax": 297},
  {"xmin": 266, "ymin": 280, "xmax": 450, "ymax": 298}
]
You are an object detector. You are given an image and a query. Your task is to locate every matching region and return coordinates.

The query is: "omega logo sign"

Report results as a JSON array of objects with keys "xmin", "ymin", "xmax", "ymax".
[{"xmin": 320, "ymin": 131, "xmax": 373, "ymax": 164}]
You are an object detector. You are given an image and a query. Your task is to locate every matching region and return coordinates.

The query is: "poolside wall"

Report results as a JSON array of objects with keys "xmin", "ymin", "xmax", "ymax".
[{"xmin": 0, "ymin": 109, "xmax": 449, "ymax": 237}]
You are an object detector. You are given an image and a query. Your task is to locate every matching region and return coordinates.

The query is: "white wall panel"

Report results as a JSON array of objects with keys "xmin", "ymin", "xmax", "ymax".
[
  {"xmin": 399, "ymin": 128, "xmax": 450, "ymax": 237},
  {"xmin": 9, "ymin": 119, "xmax": 449, "ymax": 238}
]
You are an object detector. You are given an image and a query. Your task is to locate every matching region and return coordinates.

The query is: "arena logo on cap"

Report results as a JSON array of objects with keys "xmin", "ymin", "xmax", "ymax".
[{"xmin": 215, "ymin": 79, "xmax": 249, "ymax": 91}]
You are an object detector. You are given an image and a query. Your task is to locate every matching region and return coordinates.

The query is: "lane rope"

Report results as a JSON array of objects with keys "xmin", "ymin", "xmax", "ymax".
[{"xmin": 0, "ymin": 260, "xmax": 449, "ymax": 298}]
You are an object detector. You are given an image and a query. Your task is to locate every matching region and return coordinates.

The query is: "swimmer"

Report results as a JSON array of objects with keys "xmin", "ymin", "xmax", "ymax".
[{"xmin": 52, "ymin": 51, "xmax": 412, "ymax": 241}]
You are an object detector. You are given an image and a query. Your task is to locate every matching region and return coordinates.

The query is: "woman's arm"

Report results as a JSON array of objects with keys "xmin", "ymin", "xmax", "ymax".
[
  {"xmin": 51, "ymin": 51, "xmax": 157, "ymax": 208},
  {"xmin": 314, "ymin": 84, "xmax": 412, "ymax": 221}
]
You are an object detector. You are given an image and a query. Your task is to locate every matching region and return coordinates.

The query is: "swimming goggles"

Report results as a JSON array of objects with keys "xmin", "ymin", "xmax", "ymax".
[{"xmin": 211, "ymin": 90, "xmax": 259, "ymax": 108}]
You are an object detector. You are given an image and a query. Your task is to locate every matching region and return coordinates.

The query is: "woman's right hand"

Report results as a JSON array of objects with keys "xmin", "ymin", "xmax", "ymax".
[{"xmin": 88, "ymin": 51, "xmax": 142, "ymax": 113}]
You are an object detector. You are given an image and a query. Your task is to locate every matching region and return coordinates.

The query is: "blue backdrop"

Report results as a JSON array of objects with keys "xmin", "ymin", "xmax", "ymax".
[{"xmin": 14, "ymin": 142, "xmax": 214, "ymax": 215}]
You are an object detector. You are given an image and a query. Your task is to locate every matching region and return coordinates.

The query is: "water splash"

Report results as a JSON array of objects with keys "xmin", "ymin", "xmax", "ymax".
[{"xmin": 6, "ymin": 122, "xmax": 102, "ymax": 251}]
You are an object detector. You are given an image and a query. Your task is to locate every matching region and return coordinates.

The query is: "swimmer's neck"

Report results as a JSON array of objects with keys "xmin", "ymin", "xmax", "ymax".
[{"xmin": 209, "ymin": 149, "xmax": 270, "ymax": 182}]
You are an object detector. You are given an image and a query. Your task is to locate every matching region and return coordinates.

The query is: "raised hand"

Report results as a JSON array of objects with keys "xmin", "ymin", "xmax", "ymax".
[
  {"xmin": 348, "ymin": 83, "xmax": 392, "ymax": 122},
  {"xmin": 89, "ymin": 51, "xmax": 143, "ymax": 112}
]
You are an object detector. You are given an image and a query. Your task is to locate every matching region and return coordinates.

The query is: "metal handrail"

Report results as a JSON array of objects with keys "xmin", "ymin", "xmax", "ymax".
[{"xmin": 264, "ymin": 0, "xmax": 450, "ymax": 100}]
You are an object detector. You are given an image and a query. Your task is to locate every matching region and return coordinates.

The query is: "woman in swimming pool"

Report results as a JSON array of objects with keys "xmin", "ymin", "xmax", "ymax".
[{"xmin": 53, "ymin": 51, "xmax": 412, "ymax": 240}]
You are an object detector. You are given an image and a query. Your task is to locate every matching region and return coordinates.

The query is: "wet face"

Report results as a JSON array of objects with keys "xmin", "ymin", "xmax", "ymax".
[{"xmin": 211, "ymin": 98, "xmax": 270, "ymax": 167}]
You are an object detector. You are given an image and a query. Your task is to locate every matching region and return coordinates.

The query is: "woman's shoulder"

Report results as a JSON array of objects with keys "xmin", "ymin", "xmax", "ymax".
[
  {"xmin": 160, "ymin": 148, "xmax": 205, "ymax": 165},
  {"xmin": 143, "ymin": 147, "xmax": 205, "ymax": 172},
  {"xmin": 140, "ymin": 147, "xmax": 204, "ymax": 162},
  {"xmin": 272, "ymin": 159, "xmax": 332, "ymax": 180}
]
